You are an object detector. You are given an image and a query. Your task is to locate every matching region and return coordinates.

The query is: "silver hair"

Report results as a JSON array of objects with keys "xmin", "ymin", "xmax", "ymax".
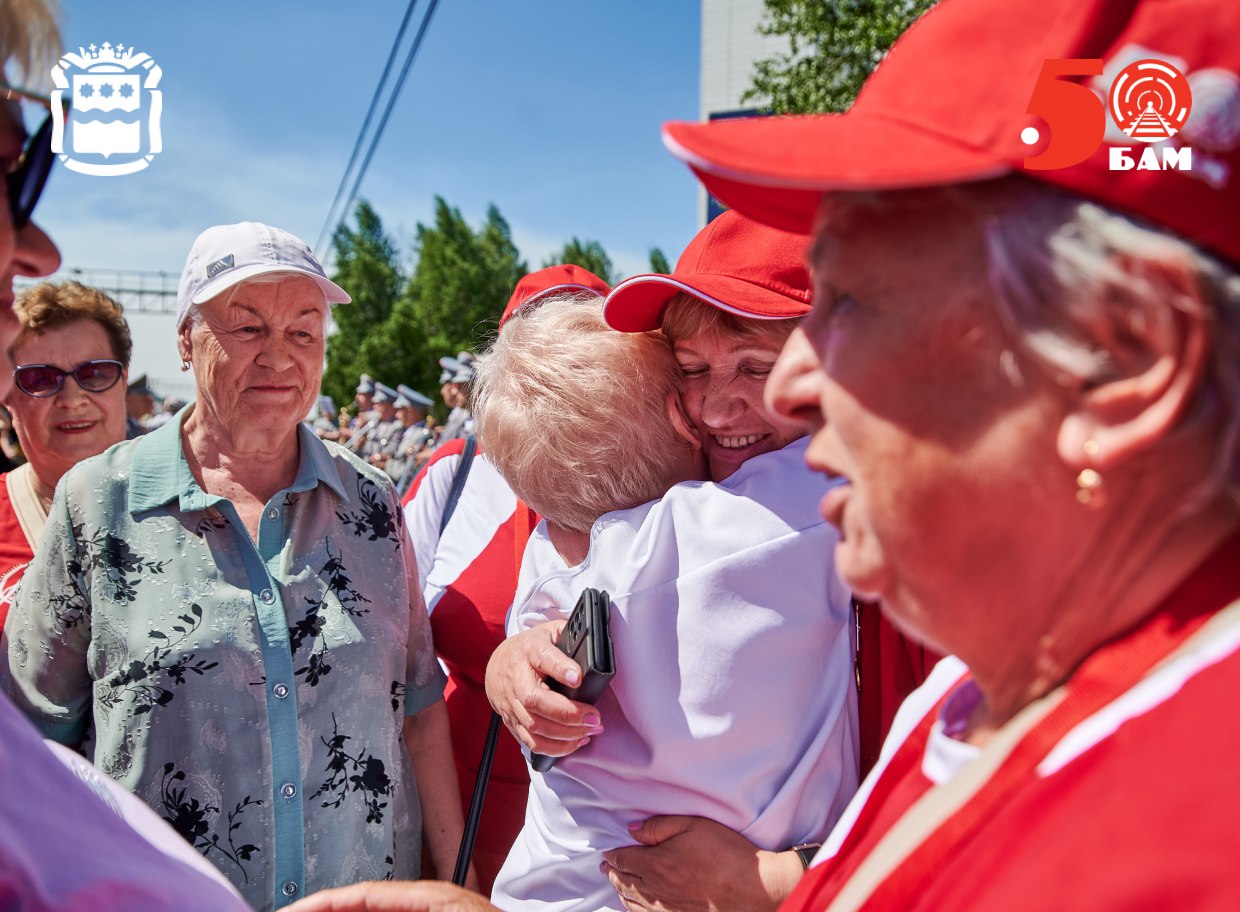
[
  {"xmin": 978, "ymin": 182, "xmax": 1240, "ymax": 499},
  {"xmin": 821, "ymin": 178, "xmax": 1240, "ymax": 501},
  {"xmin": 473, "ymin": 291, "xmax": 697, "ymax": 532}
]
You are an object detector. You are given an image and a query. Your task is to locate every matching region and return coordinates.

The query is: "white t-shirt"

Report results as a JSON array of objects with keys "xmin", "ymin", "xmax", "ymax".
[
  {"xmin": 492, "ymin": 438, "xmax": 859, "ymax": 912},
  {"xmin": 404, "ymin": 448, "xmax": 518, "ymax": 613}
]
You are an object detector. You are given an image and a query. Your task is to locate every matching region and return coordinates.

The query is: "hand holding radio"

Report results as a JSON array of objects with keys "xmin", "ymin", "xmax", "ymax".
[
  {"xmin": 530, "ymin": 589, "xmax": 615, "ymax": 772},
  {"xmin": 485, "ymin": 617, "xmax": 602, "ymax": 758}
]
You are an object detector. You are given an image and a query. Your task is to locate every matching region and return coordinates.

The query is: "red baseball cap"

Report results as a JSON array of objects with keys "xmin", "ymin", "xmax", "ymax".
[
  {"xmin": 662, "ymin": 0, "xmax": 1240, "ymax": 266},
  {"xmin": 603, "ymin": 209, "xmax": 812, "ymax": 332},
  {"xmin": 500, "ymin": 264, "xmax": 612, "ymax": 328}
]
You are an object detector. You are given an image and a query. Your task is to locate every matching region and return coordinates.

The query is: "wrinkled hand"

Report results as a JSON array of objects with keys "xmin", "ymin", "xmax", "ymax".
[
  {"xmin": 484, "ymin": 619, "xmax": 603, "ymax": 757},
  {"xmin": 286, "ymin": 880, "xmax": 498, "ymax": 912},
  {"xmin": 601, "ymin": 816, "xmax": 802, "ymax": 912}
]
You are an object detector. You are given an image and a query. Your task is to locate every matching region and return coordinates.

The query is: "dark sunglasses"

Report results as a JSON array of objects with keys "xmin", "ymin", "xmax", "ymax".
[
  {"xmin": 13, "ymin": 359, "xmax": 124, "ymax": 398},
  {"xmin": 2, "ymin": 85, "xmax": 59, "ymax": 229}
]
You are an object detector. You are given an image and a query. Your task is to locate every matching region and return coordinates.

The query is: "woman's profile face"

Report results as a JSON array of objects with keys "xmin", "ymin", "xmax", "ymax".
[
  {"xmin": 180, "ymin": 275, "xmax": 326, "ymax": 434},
  {"xmin": 766, "ymin": 194, "xmax": 1075, "ymax": 650},
  {"xmin": 673, "ymin": 323, "xmax": 807, "ymax": 482}
]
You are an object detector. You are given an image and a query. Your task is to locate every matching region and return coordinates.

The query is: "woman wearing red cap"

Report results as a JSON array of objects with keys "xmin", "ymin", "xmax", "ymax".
[
  {"xmin": 288, "ymin": 216, "xmax": 862, "ymax": 911},
  {"xmin": 470, "ymin": 211, "xmax": 860, "ymax": 912},
  {"xmin": 474, "ymin": 283, "xmax": 855, "ymax": 912}
]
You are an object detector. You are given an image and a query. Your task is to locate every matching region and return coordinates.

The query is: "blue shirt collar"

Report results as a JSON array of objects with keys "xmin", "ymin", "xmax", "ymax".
[{"xmin": 128, "ymin": 406, "xmax": 348, "ymax": 515}]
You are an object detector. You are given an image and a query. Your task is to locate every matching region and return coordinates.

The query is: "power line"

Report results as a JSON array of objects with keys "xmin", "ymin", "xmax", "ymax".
[
  {"xmin": 315, "ymin": 0, "xmax": 420, "ymax": 257},
  {"xmin": 315, "ymin": 0, "xmax": 443, "ymax": 259}
]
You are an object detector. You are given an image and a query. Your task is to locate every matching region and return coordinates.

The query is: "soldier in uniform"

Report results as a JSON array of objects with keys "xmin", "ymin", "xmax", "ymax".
[
  {"xmin": 436, "ymin": 354, "xmax": 475, "ymax": 446},
  {"xmin": 362, "ymin": 382, "xmax": 401, "ymax": 466},
  {"xmin": 384, "ymin": 385, "xmax": 435, "ymax": 489}
]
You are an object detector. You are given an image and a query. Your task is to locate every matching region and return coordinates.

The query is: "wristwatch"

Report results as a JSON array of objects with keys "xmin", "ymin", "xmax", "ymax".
[{"xmin": 790, "ymin": 842, "xmax": 822, "ymax": 869}]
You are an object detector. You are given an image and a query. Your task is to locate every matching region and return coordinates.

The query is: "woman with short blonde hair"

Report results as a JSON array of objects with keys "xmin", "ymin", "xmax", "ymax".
[{"xmin": 473, "ymin": 293, "xmax": 696, "ymax": 536}]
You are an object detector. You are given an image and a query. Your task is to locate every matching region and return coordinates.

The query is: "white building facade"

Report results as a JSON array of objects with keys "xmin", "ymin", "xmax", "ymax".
[{"xmin": 699, "ymin": 0, "xmax": 787, "ymax": 223}]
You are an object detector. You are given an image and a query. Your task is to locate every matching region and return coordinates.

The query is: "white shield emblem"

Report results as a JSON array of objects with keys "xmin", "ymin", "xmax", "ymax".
[{"xmin": 50, "ymin": 41, "xmax": 163, "ymax": 176}]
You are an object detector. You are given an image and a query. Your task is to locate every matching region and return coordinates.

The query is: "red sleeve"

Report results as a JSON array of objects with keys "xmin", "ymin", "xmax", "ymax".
[{"xmin": 856, "ymin": 600, "xmax": 943, "ymax": 778}]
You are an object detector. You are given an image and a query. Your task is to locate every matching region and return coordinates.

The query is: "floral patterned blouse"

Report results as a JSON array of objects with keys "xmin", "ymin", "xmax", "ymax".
[{"xmin": 4, "ymin": 408, "xmax": 446, "ymax": 911}]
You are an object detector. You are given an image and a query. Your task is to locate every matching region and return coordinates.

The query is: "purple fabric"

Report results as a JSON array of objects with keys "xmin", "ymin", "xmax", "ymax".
[{"xmin": 0, "ymin": 689, "xmax": 248, "ymax": 911}]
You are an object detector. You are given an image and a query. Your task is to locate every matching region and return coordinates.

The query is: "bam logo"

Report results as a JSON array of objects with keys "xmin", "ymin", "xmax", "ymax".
[
  {"xmin": 1022, "ymin": 49, "xmax": 1202, "ymax": 173},
  {"xmin": 49, "ymin": 42, "xmax": 163, "ymax": 176}
]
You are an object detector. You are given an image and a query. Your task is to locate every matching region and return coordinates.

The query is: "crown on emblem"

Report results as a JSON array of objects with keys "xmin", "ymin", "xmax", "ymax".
[{"xmin": 82, "ymin": 42, "xmax": 133, "ymax": 62}]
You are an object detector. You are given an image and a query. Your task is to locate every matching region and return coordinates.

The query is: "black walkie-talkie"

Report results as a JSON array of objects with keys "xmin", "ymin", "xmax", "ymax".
[{"xmin": 530, "ymin": 588, "xmax": 615, "ymax": 773}]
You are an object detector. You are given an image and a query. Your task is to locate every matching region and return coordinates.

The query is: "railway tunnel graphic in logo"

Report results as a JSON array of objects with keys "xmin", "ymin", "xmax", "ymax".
[{"xmin": 1108, "ymin": 58, "xmax": 1193, "ymax": 143}]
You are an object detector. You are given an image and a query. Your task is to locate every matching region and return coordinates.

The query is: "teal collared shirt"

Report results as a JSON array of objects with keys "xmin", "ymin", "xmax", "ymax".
[{"xmin": 6, "ymin": 407, "xmax": 445, "ymax": 912}]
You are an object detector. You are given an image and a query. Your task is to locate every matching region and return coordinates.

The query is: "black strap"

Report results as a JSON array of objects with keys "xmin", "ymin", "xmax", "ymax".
[
  {"xmin": 439, "ymin": 435, "xmax": 477, "ymax": 535},
  {"xmin": 452, "ymin": 711, "xmax": 502, "ymax": 886},
  {"xmin": 441, "ymin": 433, "xmax": 486, "ymax": 886}
]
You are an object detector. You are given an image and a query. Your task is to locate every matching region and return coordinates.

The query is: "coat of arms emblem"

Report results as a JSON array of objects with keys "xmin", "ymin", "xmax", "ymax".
[{"xmin": 50, "ymin": 42, "xmax": 163, "ymax": 176}]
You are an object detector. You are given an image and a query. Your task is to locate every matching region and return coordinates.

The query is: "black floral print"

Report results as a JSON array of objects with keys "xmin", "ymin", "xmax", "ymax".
[
  {"xmin": 289, "ymin": 544, "xmax": 372, "ymax": 686},
  {"xmin": 192, "ymin": 513, "xmax": 230, "ymax": 536},
  {"xmin": 78, "ymin": 521, "xmax": 171, "ymax": 603},
  {"xmin": 335, "ymin": 477, "xmax": 402, "ymax": 548},
  {"xmin": 99, "ymin": 603, "xmax": 218, "ymax": 717},
  {"xmin": 47, "ymin": 539, "xmax": 89, "ymax": 629},
  {"xmin": 311, "ymin": 713, "xmax": 391, "ymax": 825},
  {"xmin": 8, "ymin": 421, "xmax": 445, "ymax": 907},
  {"xmin": 160, "ymin": 762, "xmax": 262, "ymax": 883}
]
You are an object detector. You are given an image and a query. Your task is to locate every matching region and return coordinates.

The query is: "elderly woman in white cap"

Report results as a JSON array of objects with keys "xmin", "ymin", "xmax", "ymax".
[{"xmin": 5, "ymin": 222, "xmax": 471, "ymax": 910}]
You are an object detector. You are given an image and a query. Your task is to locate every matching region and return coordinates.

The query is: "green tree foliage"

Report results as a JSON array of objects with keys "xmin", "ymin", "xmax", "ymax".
[
  {"xmin": 543, "ymin": 237, "xmax": 615, "ymax": 286},
  {"xmin": 745, "ymin": 0, "xmax": 937, "ymax": 114},
  {"xmin": 371, "ymin": 198, "xmax": 527, "ymax": 406},
  {"xmin": 326, "ymin": 199, "xmax": 679, "ymax": 415},
  {"xmin": 323, "ymin": 199, "xmax": 404, "ymax": 414},
  {"xmin": 648, "ymin": 247, "xmax": 671, "ymax": 275}
]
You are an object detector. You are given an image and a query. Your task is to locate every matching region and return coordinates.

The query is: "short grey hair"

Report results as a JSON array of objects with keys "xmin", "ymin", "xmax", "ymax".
[
  {"xmin": 979, "ymin": 181, "xmax": 1240, "ymax": 500},
  {"xmin": 472, "ymin": 292, "xmax": 699, "ymax": 532},
  {"xmin": 822, "ymin": 178, "xmax": 1240, "ymax": 499}
]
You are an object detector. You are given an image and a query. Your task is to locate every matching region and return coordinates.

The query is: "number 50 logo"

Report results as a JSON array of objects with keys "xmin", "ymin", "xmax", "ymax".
[{"xmin": 1023, "ymin": 58, "xmax": 1194, "ymax": 171}]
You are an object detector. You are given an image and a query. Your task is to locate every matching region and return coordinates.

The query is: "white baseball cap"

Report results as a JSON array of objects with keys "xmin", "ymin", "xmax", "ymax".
[{"xmin": 176, "ymin": 221, "xmax": 351, "ymax": 327}]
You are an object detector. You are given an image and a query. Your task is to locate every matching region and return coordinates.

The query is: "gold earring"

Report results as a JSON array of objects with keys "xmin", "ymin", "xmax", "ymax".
[{"xmin": 1076, "ymin": 468, "xmax": 1103, "ymax": 505}]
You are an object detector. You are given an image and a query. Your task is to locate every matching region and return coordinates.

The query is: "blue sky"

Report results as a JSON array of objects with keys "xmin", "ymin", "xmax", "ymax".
[{"xmin": 37, "ymin": 0, "xmax": 706, "ymax": 391}]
